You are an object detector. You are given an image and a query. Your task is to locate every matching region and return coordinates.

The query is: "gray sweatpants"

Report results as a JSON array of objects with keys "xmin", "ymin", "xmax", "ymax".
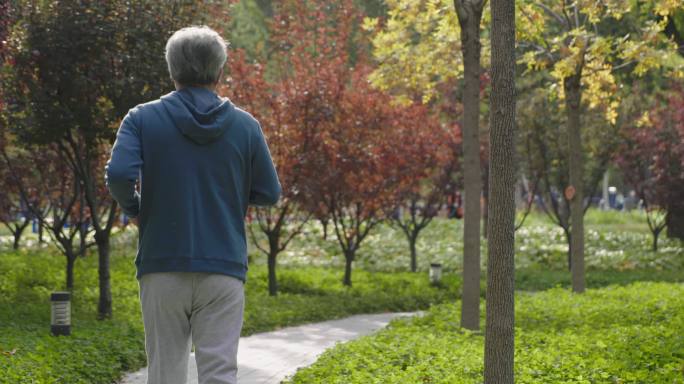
[{"xmin": 139, "ymin": 272, "xmax": 245, "ymax": 384}]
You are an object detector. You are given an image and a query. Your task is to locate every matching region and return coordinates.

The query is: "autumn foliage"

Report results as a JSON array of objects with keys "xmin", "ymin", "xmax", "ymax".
[
  {"xmin": 617, "ymin": 87, "xmax": 684, "ymax": 244},
  {"xmin": 222, "ymin": 0, "xmax": 451, "ymax": 287}
]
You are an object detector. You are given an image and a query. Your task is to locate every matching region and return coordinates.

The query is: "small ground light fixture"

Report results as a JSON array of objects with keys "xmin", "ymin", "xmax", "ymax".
[
  {"xmin": 51, "ymin": 291, "xmax": 71, "ymax": 336},
  {"xmin": 429, "ymin": 263, "xmax": 442, "ymax": 285}
]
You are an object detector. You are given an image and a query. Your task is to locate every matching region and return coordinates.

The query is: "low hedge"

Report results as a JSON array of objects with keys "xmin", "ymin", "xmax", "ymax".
[{"xmin": 286, "ymin": 282, "xmax": 684, "ymax": 383}]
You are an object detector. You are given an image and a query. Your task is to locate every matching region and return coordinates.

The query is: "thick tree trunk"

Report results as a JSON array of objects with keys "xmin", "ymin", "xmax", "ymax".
[
  {"xmin": 96, "ymin": 233, "xmax": 112, "ymax": 319},
  {"xmin": 454, "ymin": 0, "xmax": 484, "ymax": 332},
  {"xmin": 564, "ymin": 74, "xmax": 585, "ymax": 293},
  {"xmin": 268, "ymin": 251, "xmax": 278, "ymax": 296},
  {"xmin": 343, "ymin": 251, "xmax": 354, "ymax": 287},
  {"xmin": 484, "ymin": 0, "xmax": 516, "ymax": 382}
]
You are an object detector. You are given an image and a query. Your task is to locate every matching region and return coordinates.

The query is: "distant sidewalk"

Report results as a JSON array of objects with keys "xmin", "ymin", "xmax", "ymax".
[{"xmin": 120, "ymin": 312, "xmax": 418, "ymax": 384}]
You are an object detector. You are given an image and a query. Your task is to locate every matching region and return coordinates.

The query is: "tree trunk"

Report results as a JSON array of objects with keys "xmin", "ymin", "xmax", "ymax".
[
  {"xmin": 666, "ymin": 202, "xmax": 684, "ymax": 240},
  {"xmin": 563, "ymin": 227, "xmax": 571, "ymax": 271},
  {"xmin": 483, "ymin": 163, "xmax": 489, "ymax": 238},
  {"xmin": 343, "ymin": 251, "xmax": 354, "ymax": 287},
  {"xmin": 564, "ymin": 74, "xmax": 585, "ymax": 294},
  {"xmin": 454, "ymin": 0, "xmax": 484, "ymax": 332},
  {"xmin": 96, "ymin": 233, "xmax": 112, "ymax": 319},
  {"xmin": 652, "ymin": 229, "xmax": 660, "ymax": 252},
  {"xmin": 12, "ymin": 219, "xmax": 29, "ymax": 250},
  {"xmin": 79, "ymin": 227, "xmax": 87, "ymax": 257},
  {"xmin": 321, "ymin": 218, "xmax": 328, "ymax": 240},
  {"xmin": 484, "ymin": 0, "xmax": 516, "ymax": 382},
  {"xmin": 66, "ymin": 249, "xmax": 75, "ymax": 291},
  {"xmin": 409, "ymin": 233, "xmax": 418, "ymax": 273},
  {"xmin": 12, "ymin": 228, "xmax": 22, "ymax": 250},
  {"xmin": 267, "ymin": 251, "xmax": 278, "ymax": 296},
  {"xmin": 38, "ymin": 222, "xmax": 44, "ymax": 243}
]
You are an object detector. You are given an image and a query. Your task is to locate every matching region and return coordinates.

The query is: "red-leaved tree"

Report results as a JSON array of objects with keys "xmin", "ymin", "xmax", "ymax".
[
  {"xmin": 1, "ymin": 144, "xmax": 93, "ymax": 289},
  {"xmin": 617, "ymin": 88, "xmax": 684, "ymax": 246},
  {"xmin": 222, "ymin": 0, "xmax": 373, "ymax": 291},
  {"xmin": 221, "ymin": 50, "xmax": 317, "ymax": 296},
  {"xmin": 389, "ymin": 110, "xmax": 459, "ymax": 272}
]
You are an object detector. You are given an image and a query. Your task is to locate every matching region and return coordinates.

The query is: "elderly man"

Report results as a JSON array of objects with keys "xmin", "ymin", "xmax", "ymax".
[{"xmin": 106, "ymin": 26, "xmax": 281, "ymax": 384}]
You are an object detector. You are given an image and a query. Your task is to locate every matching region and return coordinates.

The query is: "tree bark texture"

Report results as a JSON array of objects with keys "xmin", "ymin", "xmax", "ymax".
[
  {"xmin": 564, "ymin": 74, "xmax": 586, "ymax": 293},
  {"xmin": 454, "ymin": 0, "xmax": 484, "ymax": 332},
  {"xmin": 484, "ymin": 0, "xmax": 516, "ymax": 382}
]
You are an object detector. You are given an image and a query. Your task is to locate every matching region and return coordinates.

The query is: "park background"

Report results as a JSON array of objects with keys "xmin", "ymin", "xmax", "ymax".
[{"xmin": 0, "ymin": 0, "xmax": 683, "ymax": 383}]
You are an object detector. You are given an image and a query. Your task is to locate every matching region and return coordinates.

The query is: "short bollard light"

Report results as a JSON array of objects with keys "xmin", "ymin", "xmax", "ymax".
[
  {"xmin": 50, "ymin": 292, "xmax": 71, "ymax": 336},
  {"xmin": 429, "ymin": 263, "xmax": 442, "ymax": 285}
]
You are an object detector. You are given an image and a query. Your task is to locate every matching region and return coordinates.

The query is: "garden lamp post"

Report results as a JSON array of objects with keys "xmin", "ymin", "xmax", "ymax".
[
  {"xmin": 429, "ymin": 263, "xmax": 442, "ymax": 285},
  {"xmin": 50, "ymin": 292, "xmax": 71, "ymax": 336}
]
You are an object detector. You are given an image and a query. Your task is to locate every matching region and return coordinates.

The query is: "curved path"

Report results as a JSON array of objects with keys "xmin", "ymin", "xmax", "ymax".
[{"xmin": 120, "ymin": 312, "xmax": 417, "ymax": 384}]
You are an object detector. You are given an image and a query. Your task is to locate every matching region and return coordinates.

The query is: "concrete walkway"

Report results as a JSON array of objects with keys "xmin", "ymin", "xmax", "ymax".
[{"xmin": 120, "ymin": 312, "xmax": 416, "ymax": 384}]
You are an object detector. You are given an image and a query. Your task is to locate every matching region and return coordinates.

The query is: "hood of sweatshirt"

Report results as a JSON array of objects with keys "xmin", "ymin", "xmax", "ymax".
[{"xmin": 160, "ymin": 87, "xmax": 235, "ymax": 145}]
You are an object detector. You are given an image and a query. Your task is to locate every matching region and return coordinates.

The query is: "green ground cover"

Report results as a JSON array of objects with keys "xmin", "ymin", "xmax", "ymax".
[
  {"xmin": 0, "ymin": 210, "xmax": 681, "ymax": 383},
  {"xmin": 286, "ymin": 282, "xmax": 684, "ymax": 384},
  {"xmin": 264, "ymin": 210, "xmax": 683, "ymax": 273},
  {"xmin": 0, "ymin": 247, "xmax": 460, "ymax": 384}
]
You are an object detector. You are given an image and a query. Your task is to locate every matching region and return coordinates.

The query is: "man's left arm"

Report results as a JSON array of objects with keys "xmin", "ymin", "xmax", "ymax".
[{"xmin": 105, "ymin": 109, "xmax": 143, "ymax": 218}]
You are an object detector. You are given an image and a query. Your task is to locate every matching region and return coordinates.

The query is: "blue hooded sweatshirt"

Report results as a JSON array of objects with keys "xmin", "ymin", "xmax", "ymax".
[{"xmin": 105, "ymin": 87, "xmax": 281, "ymax": 281}]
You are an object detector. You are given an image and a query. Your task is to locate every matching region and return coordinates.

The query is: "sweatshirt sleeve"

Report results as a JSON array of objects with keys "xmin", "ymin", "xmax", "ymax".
[
  {"xmin": 249, "ymin": 123, "xmax": 281, "ymax": 206},
  {"xmin": 105, "ymin": 109, "xmax": 142, "ymax": 218}
]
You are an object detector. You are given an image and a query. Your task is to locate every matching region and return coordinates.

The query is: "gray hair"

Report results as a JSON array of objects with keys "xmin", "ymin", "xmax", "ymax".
[{"xmin": 165, "ymin": 26, "xmax": 228, "ymax": 86}]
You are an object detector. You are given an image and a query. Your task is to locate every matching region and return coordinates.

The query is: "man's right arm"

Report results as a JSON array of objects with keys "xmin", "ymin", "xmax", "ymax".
[{"xmin": 105, "ymin": 110, "xmax": 142, "ymax": 217}]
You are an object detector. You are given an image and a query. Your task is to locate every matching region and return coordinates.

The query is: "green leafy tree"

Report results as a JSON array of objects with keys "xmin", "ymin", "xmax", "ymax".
[
  {"xmin": 517, "ymin": 78, "xmax": 618, "ymax": 270},
  {"xmin": 366, "ymin": 0, "xmax": 486, "ymax": 330},
  {"xmin": 228, "ymin": 0, "xmax": 270, "ymax": 60},
  {"xmin": 517, "ymin": 0, "xmax": 684, "ymax": 293}
]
